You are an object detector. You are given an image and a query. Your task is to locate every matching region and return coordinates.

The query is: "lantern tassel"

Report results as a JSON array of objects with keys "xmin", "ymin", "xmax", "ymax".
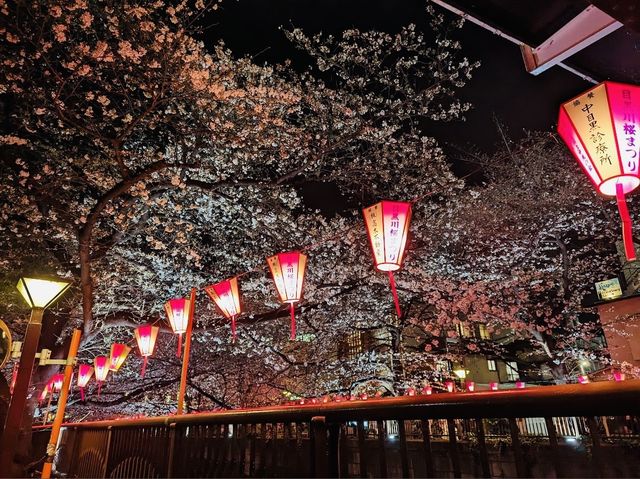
[
  {"xmin": 388, "ymin": 271, "xmax": 403, "ymax": 318},
  {"xmin": 80, "ymin": 387, "xmax": 85, "ymax": 402},
  {"xmin": 616, "ymin": 183, "xmax": 637, "ymax": 261},
  {"xmin": 177, "ymin": 333, "xmax": 182, "ymax": 358},
  {"xmin": 97, "ymin": 382, "xmax": 102, "ymax": 397},
  {"xmin": 290, "ymin": 303, "xmax": 296, "ymax": 341},
  {"xmin": 141, "ymin": 356, "xmax": 148, "ymax": 378},
  {"xmin": 231, "ymin": 315, "xmax": 237, "ymax": 343}
]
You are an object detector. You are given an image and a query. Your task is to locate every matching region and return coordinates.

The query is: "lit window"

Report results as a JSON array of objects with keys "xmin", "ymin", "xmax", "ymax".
[
  {"xmin": 487, "ymin": 359, "xmax": 496, "ymax": 371},
  {"xmin": 347, "ymin": 332, "xmax": 363, "ymax": 359},
  {"xmin": 506, "ymin": 361, "xmax": 519, "ymax": 381},
  {"xmin": 478, "ymin": 324, "xmax": 490, "ymax": 340},
  {"xmin": 456, "ymin": 322, "xmax": 472, "ymax": 338}
]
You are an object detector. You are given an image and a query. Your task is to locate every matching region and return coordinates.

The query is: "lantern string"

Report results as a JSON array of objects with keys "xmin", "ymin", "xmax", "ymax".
[
  {"xmin": 80, "ymin": 387, "xmax": 85, "ymax": 402},
  {"xmin": 388, "ymin": 271, "xmax": 403, "ymax": 318},
  {"xmin": 141, "ymin": 356, "xmax": 148, "ymax": 378},
  {"xmin": 177, "ymin": 333, "xmax": 182, "ymax": 358},
  {"xmin": 231, "ymin": 315, "xmax": 237, "ymax": 343},
  {"xmin": 290, "ymin": 303, "xmax": 296, "ymax": 341},
  {"xmin": 97, "ymin": 382, "xmax": 102, "ymax": 397},
  {"xmin": 616, "ymin": 183, "xmax": 637, "ymax": 261}
]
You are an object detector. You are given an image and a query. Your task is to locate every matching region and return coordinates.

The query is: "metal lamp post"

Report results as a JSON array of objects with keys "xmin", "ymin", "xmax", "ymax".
[{"xmin": 0, "ymin": 277, "xmax": 70, "ymax": 477}]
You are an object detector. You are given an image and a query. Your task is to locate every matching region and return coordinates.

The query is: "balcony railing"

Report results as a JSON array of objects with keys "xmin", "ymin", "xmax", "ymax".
[{"xmin": 33, "ymin": 380, "xmax": 640, "ymax": 478}]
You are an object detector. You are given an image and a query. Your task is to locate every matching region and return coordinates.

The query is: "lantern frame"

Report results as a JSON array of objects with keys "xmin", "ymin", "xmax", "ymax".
[
  {"xmin": 134, "ymin": 324, "xmax": 159, "ymax": 377},
  {"xmin": 77, "ymin": 364, "xmax": 94, "ymax": 401},
  {"xmin": 94, "ymin": 356, "xmax": 109, "ymax": 396},
  {"xmin": 204, "ymin": 277, "xmax": 242, "ymax": 342},
  {"xmin": 164, "ymin": 298, "xmax": 191, "ymax": 356},
  {"xmin": 108, "ymin": 343, "xmax": 131, "ymax": 372},
  {"xmin": 267, "ymin": 251, "xmax": 308, "ymax": 340}
]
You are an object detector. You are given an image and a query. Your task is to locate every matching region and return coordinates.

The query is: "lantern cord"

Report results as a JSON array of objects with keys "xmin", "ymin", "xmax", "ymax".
[
  {"xmin": 290, "ymin": 303, "xmax": 296, "ymax": 341},
  {"xmin": 177, "ymin": 333, "xmax": 182, "ymax": 358},
  {"xmin": 141, "ymin": 356, "xmax": 148, "ymax": 378},
  {"xmin": 388, "ymin": 271, "xmax": 403, "ymax": 319},
  {"xmin": 231, "ymin": 315, "xmax": 237, "ymax": 343},
  {"xmin": 616, "ymin": 183, "xmax": 637, "ymax": 261},
  {"xmin": 97, "ymin": 382, "xmax": 102, "ymax": 398},
  {"xmin": 80, "ymin": 387, "xmax": 85, "ymax": 402}
]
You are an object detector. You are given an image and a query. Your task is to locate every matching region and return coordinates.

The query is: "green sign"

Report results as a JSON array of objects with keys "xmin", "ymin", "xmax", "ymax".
[{"xmin": 595, "ymin": 278, "xmax": 623, "ymax": 301}]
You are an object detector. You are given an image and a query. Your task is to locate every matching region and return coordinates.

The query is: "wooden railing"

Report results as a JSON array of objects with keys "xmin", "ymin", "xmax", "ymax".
[{"xmin": 34, "ymin": 380, "xmax": 640, "ymax": 478}]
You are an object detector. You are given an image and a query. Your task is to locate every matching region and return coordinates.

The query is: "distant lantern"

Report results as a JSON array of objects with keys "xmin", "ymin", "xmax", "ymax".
[
  {"xmin": 77, "ymin": 364, "xmax": 94, "ymax": 401},
  {"xmin": 38, "ymin": 387, "xmax": 48, "ymax": 406},
  {"xmin": 267, "ymin": 251, "xmax": 307, "ymax": 340},
  {"xmin": 108, "ymin": 343, "xmax": 131, "ymax": 372},
  {"xmin": 613, "ymin": 370, "xmax": 626, "ymax": 382},
  {"xmin": 558, "ymin": 82, "xmax": 640, "ymax": 261},
  {"xmin": 466, "ymin": 381, "xmax": 475, "ymax": 392},
  {"xmin": 578, "ymin": 375, "xmax": 590, "ymax": 384},
  {"xmin": 164, "ymin": 298, "xmax": 191, "ymax": 356},
  {"xmin": 51, "ymin": 373, "xmax": 64, "ymax": 393},
  {"xmin": 204, "ymin": 277, "xmax": 242, "ymax": 342},
  {"xmin": 516, "ymin": 381, "xmax": 526, "ymax": 389},
  {"xmin": 94, "ymin": 356, "xmax": 109, "ymax": 396},
  {"xmin": 445, "ymin": 381, "xmax": 455, "ymax": 393},
  {"xmin": 363, "ymin": 200, "xmax": 412, "ymax": 318},
  {"xmin": 134, "ymin": 324, "xmax": 159, "ymax": 377},
  {"xmin": 490, "ymin": 382, "xmax": 499, "ymax": 391},
  {"xmin": 421, "ymin": 385, "xmax": 433, "ymax": 395}
]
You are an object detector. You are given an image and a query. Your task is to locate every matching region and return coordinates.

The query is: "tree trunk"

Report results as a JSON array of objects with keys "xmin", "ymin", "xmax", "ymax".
[{"xmin": 79, "ymin": 233, "xmax": 93, "ymax": 336}]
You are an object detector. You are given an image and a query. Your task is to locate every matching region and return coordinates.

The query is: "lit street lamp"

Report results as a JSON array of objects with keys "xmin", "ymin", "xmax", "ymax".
[{"xmin": 0, "ymin": 276, "xmax": 70, "ymax": 476}]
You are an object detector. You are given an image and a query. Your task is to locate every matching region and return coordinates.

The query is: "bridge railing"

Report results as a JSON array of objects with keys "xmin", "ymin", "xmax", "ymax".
[{"xmin": 37, "ymin": 380, "xmax": 640, "ymax": 478}]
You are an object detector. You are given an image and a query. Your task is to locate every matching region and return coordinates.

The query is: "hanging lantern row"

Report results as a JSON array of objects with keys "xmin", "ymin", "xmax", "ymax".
[
  {"xmin": 134, "ymin": 324, "xmax": 159, "ymax": 378},
  {"xmin": 164, "ymin": 298, "xmax": 190, "ymax": 356},
  {"xmin": 77, "ymin": 364, "xmax": 94, "ymax": 401},
  {"xmin": 109, "ymin": 343, "xmax": 131, "ymax": 372},
  {"xmin": 204, "ymin": 277, "xmax": 242, "ymax": 343},
  {"xmin": 558, "ymin": 81, "xmax": 640, "ymax": 261}
]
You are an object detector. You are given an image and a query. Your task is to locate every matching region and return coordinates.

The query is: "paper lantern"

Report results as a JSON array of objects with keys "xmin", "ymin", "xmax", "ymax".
[
  {"xmin": 51, "ymin": 373, "xmax": 64, "ymax": 393},
  {"xmin": 363, "ymin": 200, "xmax": 412, "ymax": 317},
  {"xmin": 77, "ymin": 364, "xmax": 94, "ymax": 401},
  {"xmin": 466, "ymin": 381, "xmax": 475, "ymax": 392},
  {"xmin": 516, "ymin": 381, "xmax": 526, "ymax": 389},
  {"xmin": 94, "ymin": 356, "xmax": 109, "ymax": 396},
  {"xmin": 421, "ymin": 385, "xmax": 433, "ymax": 395},
  {"xmin": 578, "ymin": 375, "xmax": 589, "ymax": 384},
  {"xmin": 267, "ymin": 251, "xmax": 307, "ymax": 340},
  {"xmin": 164, "ymin": 298, "xmax": 191, "ymax": 355},
  {"xmin": 134, "ymin": 324, "xmax": 159, "ymax": 377},
  {"xmin": 108, "ymin": 343, "xmax": 131, "ymax": 372},
  {"xmin": 613, "ymin": 370, "xmax": 626, "ymax": 382},
  {"xmin": 489, "ymin": 382, "xmax": 499, "ymax": 391},
  {"xmin": 38, "ymin": 386, "xmax": 48, "ymax": 406},
  {"xmin": 204, "ymin": 277, "xmax": 242, "ymax": 342},
  {"xmin": 558, "ymin": 82, "xmax": 640, "ymax": 261},
  {"xmin": 445, "ymin": 381, "xmax": 454, "ymax": 393}
]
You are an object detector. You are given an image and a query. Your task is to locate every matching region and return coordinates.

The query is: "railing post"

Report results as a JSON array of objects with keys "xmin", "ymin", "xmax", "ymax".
[
  {"xmin": 508, "ymin": 418, "xmax": 526, "ymax": 478},
  {"xmin": 249, "ymin": 423, "xmax": 257, "ymax": 477},
  {"xmin": 447, "ymin": 419, "xmax": 462, "ymax": 478},
  {"xmin": 420, "ymin": 420, "xmax": 435, "ymax": 478},
  {"xmin": 474, "ymin": 418, "xmax": 491, "ymax": 478},
  {"xmin": 101, "ymin": 426, "xmax": 113, "ymax": 479},
  {"xmin": 357, "ymin": 421, "xmax": 368, "ymax": 479},
  {"xmin": 398, "ymin": 420, "xmax": 410, "ymax": 477},
  {"xmin": 311, "ymin": 416, "xmax": 328, "ymax": 478},
  {"xmin": 166, "ymin": 423, "xmax": 176, "ymax": 478},
  {"xmin": 377, "ymin": 420, "xmax": 387, "ymax": 478},
  {"xmin": 544, "ymin": 417, "xmax": 564, "ymax": 478},
  {"xmin": 328, "ymin": 422, "xmax": 341, "ymax": 478}
]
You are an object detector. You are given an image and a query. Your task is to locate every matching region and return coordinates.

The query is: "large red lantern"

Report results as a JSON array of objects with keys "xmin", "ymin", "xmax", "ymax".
[
  {"xmin": 51, "ymin": 373, "xmax": 64, "ymax": 393},
  {"xmin": 94, "ymin": 356, "xmax": 109, "ymax": 396},
  {"xmin": 204, "ymin": 277, "xmax": 242, "ymax": 342},
  {"xmin": 267, "ymin": 251, "xmax": 307, "ymax": 340},
  {"xmin": 134, "ymin": 324, "xmax": 159, "ymax": 377},
  {"xmin": 108, "ymin": 343, "xmax": 131, "ymax": 372},
  {"xmin": 558, "ymin": 81, "xmax": 640, "ymax": 261},
  {"xmin": 363, "ymin": 200, "xmax": 412, "ymax": 317},
  {"xmin": 164, "ymin": 298, "xmax": 191, "ymax": 356},
  {"xmin": 77, "ymin": 364, "xmax": 94, "ymax": 401}
]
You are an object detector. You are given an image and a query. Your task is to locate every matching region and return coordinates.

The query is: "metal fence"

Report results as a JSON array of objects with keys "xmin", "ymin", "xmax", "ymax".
[{"xmin": 38, "ymin": 380, "xmax": 640, "ymax": 478}]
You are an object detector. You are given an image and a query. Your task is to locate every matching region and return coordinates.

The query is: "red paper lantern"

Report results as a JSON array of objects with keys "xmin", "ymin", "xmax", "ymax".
[
  {"xmin": 94, "ymin": 356, "xmax": 109, "ymax": 396},
  {"xmin": 267, "ymin": 251, "xmax": 307, "ymax": 340},
  {"xmin": 445, "ymin": 381, "xmax": 454, "ymax": 393},
  {"xmin": 490, "ymin": 382, "xmax": 499, "ymax": 391},
  {"xmin": 164, "ymin": 298, "xmax": 191, "ymax": 356},
  {"xmin": 52, "ymin": 373, "xmax": 64, "ymax": 393},
  {"xmin": 108, "ymin": 343, "xmax": 131, "ymax": 372},
  {"xmin": 466, "ymin": 381, "xmax": 475, "ymax": 392},
  {"xmin": 578, "ymin": 375, "xmax": 589, "ymax": 384},
  {"xmin": 363, "ymin": 200, "xmax": 412, "ymax": 317},
  {"xmin": 77, "ymin": 364, "xmax": 94, "ymax": 401},
  {"xmin": 421, "ymin": 385, "xmax": 433, "ymax": 395},
  {"xmin": 134, "ymin": 324, "xmax": 159, "ymax": 377},
  {"xmin": 613, "ymin": 370, "xmax": 626, "ymax": 382},
  {"xmin": 516, "ymin": 381, "xmax": 525, "ymax": 389},
  {"xmin": 204, "ymin": 277, "xmax": 242, "ymax": 342},
  {"xmin": 38, "ymin": 387, "xmax": 48, "ymax": 406},
  {"xmin": 558, "ymin": 82, "xmax": 640, "ymax": 261}
]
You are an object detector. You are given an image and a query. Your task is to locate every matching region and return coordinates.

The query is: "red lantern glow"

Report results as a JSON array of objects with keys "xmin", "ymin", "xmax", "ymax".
[
  {"xmin": 516, "ymin": 381, "xmax": 525, "ymax": 389},
  {"xmin": 466, "ymin": 381, "xmax": 475, "ymax": 392},
  {"xmin": 613, "ymin": 370, "xmax": 626, "ymax": 382},
  {"xmin": 52, "ymin": 373, "xmax": 64, "ymax": 393},
  {"xmin": 164, "ymin": 298, "xmax": 191, "ymax": 355},
  {"xmin": 38, "ymin": 387, "xmax": 48, "ymax": 406},
  {"xmin": 108, "ymin": 343, "xmax": 131, "ymax": 372},
  {"xmin": 558, "ymin": 82, "xmax": 640, "ymax": 261},
  {"xmin": 445, "ymin": 381, "xmax": 454, "ymax": 393},
  {"xmin": 77, "ymin": 364, "xmax": 94, "ymax": 401},
  {"xmin": 94, "ymin": 356, "xmax": 109, "ymax": 396},
  {"xmin": 267, "ymin": 251, "xmax": 307, "ymax": 340},
  {"xmin": 134, "ymin": 324, "xmax": 159, "ymax": 377},
  {"xmin": 363, "ymin": 200, "xmax": 412, "ymax": 317},
  {"xmin": 421, "ymin": 385, "xmax": 433, "ymax": 395},
  {"xmin": 490, "ymin": 382, "xmax": 499, "ymax": 391},
  {"xmin": 204, "ymin": 277, "xmax": 242, "ymax": 342},
  {"xmin": 578, "ymin": 375, "xmax": 589, "ymax": 384}
]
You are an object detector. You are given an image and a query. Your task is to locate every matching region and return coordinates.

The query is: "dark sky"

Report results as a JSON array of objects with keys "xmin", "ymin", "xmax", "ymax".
[{"xmin": 205, "ymin": 0, "xmax": 593, "ymax": 209}]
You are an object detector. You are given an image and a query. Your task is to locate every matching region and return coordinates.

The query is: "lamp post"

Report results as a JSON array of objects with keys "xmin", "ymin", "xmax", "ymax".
[{"xmin": 0, "ymin": 277, "xmax": 70, "ymax": 477}]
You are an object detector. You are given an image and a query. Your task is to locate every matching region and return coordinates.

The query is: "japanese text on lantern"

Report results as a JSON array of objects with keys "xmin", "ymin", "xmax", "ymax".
[
  {"xmin": 611, "ymin": 84, "xmax": 639, "ymax": 172},
  {"xmin": 364, "ymin": 203, "xmax": 384, "ymax": 264}
]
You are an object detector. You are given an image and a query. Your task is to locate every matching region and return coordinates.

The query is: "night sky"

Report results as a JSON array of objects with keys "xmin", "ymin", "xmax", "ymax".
[{"xmin": 204, "ymin": 0, "xmax": 592, "ymax": 210}]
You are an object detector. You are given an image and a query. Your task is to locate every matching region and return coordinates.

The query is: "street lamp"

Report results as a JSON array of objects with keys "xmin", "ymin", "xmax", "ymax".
[{"xmin": 0, "ymin": 276, "xmax": 70, "ymax": 476}]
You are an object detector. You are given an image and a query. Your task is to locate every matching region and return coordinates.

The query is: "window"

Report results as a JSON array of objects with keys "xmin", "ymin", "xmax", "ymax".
[
  {"xmin": 456, "ymin": 322, "xmax": 472, "ymax": 338},
  {"xmin": 346, "ymin": 331, "xmax": 363, "ymax": 359},
  {"xmin": 487, "ymin": 359, "xmax": 496, "ymax": 371},
  {"xmin": 478, "ymin": 324, "xmax": 490, "ymax": 340},
  {"xmin": 506, "ymin": 361, "xmax": 519, "ymax": 381}
]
